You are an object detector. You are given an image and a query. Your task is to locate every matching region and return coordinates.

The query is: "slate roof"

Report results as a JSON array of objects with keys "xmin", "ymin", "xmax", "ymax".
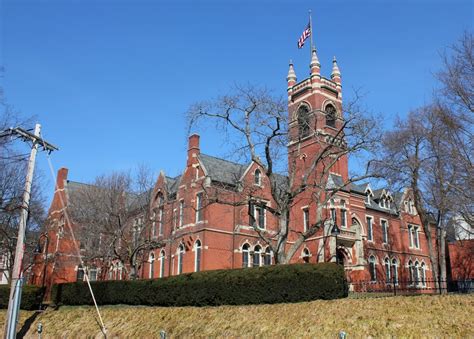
[
  {"xmin": 199, "ymin": 154, "xmax": 247, "ymax": 186},
  {"xmin": 166, "ymin": 175, "xmax": 181, "ymax": 195}
]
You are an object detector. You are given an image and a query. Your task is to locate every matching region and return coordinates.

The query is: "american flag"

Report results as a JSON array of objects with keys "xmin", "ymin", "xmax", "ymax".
[{"xmin": 297, "ymin": 23, "xmax": 311, "ymax": 49}]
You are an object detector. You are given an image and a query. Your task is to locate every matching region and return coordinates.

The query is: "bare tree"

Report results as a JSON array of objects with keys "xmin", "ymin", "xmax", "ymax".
[
  {"xmin": 68, "ymin": 166, "xmax": 163, "ymax": 280},
  {"xmin": 187, "ymin": 84, "xmax": 380, "ymax": 264},
  {"xmin": 376, "ymin": 32, "xmax": 473, "ymax": 292}
]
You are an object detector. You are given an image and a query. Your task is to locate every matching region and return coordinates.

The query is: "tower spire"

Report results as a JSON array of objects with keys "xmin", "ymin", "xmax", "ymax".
[
  {"xmin": 331, "ymin": 56, "xmax": 341, "ymax": 84},
  {"xmin": 287, "ymin": 60, "xmax": 297, "ymax": 88},
  {"xmin": 310, "ymin": 47, "xmax": 320, "ymax": 76}
]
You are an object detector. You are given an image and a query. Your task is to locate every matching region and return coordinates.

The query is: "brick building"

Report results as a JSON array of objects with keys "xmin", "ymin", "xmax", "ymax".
[{"xmin": 31, "ymin": 46, "xmax": 438, "ymax": 292}]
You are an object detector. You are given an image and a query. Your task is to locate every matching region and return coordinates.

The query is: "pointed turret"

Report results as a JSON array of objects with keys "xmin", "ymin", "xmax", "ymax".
[
  {"xmin": 287, "ymin": 60, "xmax": 297, "ymax": 89},
  {"xmin": 331, "ymin": 56, "xmax": 341, "ymax": 84},
  {"xmin": 310, "ymin": 48, "xmax": 320, "ymax": 76}
]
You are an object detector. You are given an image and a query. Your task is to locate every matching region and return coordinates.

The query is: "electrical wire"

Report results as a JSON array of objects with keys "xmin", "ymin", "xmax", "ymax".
[{"xmin": 38, "ymin": 131, "xmax": 107, "ymax": 337}]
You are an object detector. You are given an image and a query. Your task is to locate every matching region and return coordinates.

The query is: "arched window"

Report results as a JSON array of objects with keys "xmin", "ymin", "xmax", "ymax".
[
  {"xmin": 159, "ymin": 250, "xmax": 165, "ymax": 278},
  {"xmin": 302, "ymin": 248, "xmax": 311, "ymax": 263},
  {"xmin": 384, "ymin": 258, "xmax": 391, "ymax": 283},
  {"xmin": 177, "ymin": 244, "xmax": 185, "ymax": 275},
  {"xmin": 117, "ymin": 263, "xmax": 123, "ymax": 280},
  {"xmin": 391, "ymin": 259, "xmax": 398, "ymax": 285},
  {"xmin": 408, "ymin": 260, "xmax": 414, "ymax": 284},
  {"xmin": 264, "ymin": 247, "xmax": 272, "ymax": 266},
  {"xmin": 369, "ymin": 256, "xmax": 376, "ymax": 282},
  {"xmin": 194, "ymin": 240, "xmax": 202, "ymax": 272},
  {"xmin": 254, "ymin": 169, "xmax": 262, "ymax": 186},
  {"xmin": 253, "ymin": 245, "xmax": 262, "ymax": 267},
  {"xmin": 414, "ymin": 261, "xmax": 420, "ymax": 285},
  {"xmin": 149, "ymin": 252, "xmax": 155, "ymax": 279},
  {"xmin": 76, "ymin": 265, "xmax": 84, "ymax": 282},
  {"xmin": 421, "ymin": 262, "xmax": 426, "ymax": 287},
  {"xmin": 325, "ymin": 104, "xmax": 337, "ymax": 128},
  {"xmin": 151, "ymin": 210, "xmax": 157, "ymax": 237},
  {"xmin": 242, "ymin": 243, "xmax": 250, "ymax": 268},
  {"xmin": 297, "ymin": 105, "xmax": 310, "ymax": 138}
]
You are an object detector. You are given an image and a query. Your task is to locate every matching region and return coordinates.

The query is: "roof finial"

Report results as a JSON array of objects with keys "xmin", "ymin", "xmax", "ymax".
[
  {"xmin": 287, "ymin": 60, "xmax": 297, "ymax": 86},
  {"xmin": 331, "ymin": 56, "xmax": 341, "ymax": 83},
  {"xmin": 310, "ymin": 47, "xmax": 320, "ymax": 68}
]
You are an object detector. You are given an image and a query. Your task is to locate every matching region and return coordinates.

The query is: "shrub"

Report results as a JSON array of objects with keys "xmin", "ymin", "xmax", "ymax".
[
  {"xmin": 52, "ymin": 263, "xmax": 348, "ymax": 307},
  {"xmin": 0, "ymin": 284, "xmax": 45, "ymax": 310}
]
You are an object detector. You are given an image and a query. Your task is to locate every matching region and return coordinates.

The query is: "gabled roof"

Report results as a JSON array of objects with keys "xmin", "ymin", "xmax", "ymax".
[
  {"xmin": 199, "ymin": 154, "xmax": 247, "ymax": 186},
  {"xmin": 165, "ymin": 175, "xmax": 181, "ymax": 195}
]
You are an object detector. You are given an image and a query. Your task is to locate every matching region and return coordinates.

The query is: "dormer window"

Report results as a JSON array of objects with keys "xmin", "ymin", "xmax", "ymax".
[
  {"xmin": 254, "ymin": 169, "xmax": 262, "ymax": 186},
  {"xmin": 325, "ymin": 104, "xmax": 337, "ymax": 128}
]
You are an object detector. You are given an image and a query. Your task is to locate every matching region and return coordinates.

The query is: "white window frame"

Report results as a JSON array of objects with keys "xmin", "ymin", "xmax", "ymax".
[
  {"xmin": 242, "ymin": 243, "xmax": 250, "ymax": 268},
  {"xmin": 179, "ymin": 200, "xmax": 184, "ymax": 227},
  {"xmin": 369, "ymin": 255, "xmax": 376, "ymax": 282},
  {"xmin": 194, "ymin": 240, "xmax": 202, "ymax": 272},
  {"xmin": 254, "ymin": 169, "xmax": 262, "ymax": 186},
  {"xmin": 158, "ymin": 208, "xmax": 163, "ymax": 236},
  {"xmin": 149, "ymin": 252, "xmax": 155, "ymax": 279},
  {"xmin": 381, "ymin": 219, "xmax": 389, "ymax": 244},
  {"xmin": 177, "ymin": 244, "xmax": 185, "ymax": 275},
  {"xmin": 159, "ymin": 250, "xmax": 165, "ymax": 278},
  {"xmin": 253, "ymin": 245, "xmax": 262, "ymax": 267},
  {"xmin": 303, "ymin": 208, "xmax": 309, "ymax": 232},
  {"xmin": 366, "ymin": 216, "xmax": 374, "ymax": 242},
  {"xmin": 196, "ymin": 192, "xmax": 203, "ymax": 223}
]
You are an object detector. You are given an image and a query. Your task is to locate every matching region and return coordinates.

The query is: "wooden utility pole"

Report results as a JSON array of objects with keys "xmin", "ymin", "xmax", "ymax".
[{"xmin": 1, "ymin": 124, "xmax": 58, "ymax": 339}]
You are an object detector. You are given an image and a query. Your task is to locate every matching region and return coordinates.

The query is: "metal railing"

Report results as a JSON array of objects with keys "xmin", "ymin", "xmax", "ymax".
[{"xmin": 348, "ymin": 278, "xmax": 473, "ymax": 297}]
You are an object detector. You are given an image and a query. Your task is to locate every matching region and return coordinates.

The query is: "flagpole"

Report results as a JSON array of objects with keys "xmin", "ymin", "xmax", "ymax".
[{"xmin": 309, "ymin": 10, "xmax": 314, "ymax": 58}]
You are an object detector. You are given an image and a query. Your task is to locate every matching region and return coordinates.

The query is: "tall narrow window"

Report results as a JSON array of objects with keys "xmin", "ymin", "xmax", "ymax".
[
  {"xmin": 408, "ymin": 225, "xmax": 414, "ymax": 247},
  {"xmin": 179, "ymin": 200, "xmax": 184, "ymax": 227},
  {"xmin": 369, "ymin": 256, "xmax": 376, "ymax": 282},
  {"xmin": 413, "ymin": 227, "xmax": 420, "ymax": 249},
  {"xmin": 302, "ymin": 248, "xmax": 310, "ymax": 263},
  {"xmin": 194, "ymin": 240, "xmax": 202, "ymax": 272},
  {"xmin": 242, "ymin": 243, "xmax": 250, "ymax": 268},
  {"xmin": 391, "ymin": 259, "xmax": 398, "ymax": 285},
  {"xmin": 381, "ymin": 220, "xmax": 389, "ymax": 244},
  {"xmin": 330, "ymin": 208, "xmax": 337, "ymax": 224},
  {"xmin": 89, "ymin": 268, "xmax": 97, "ymax": 281},
  {"xmin": 367, "ymin": 217, "xmax": 373, "ymax": 241},
  {"xmin": 151, "ymin": 211, "xmax": 156, "ymax": 237},
  {"xmin": 421, "ymin": 262, "xmax": 426, "ymax": 286},
  {"xmin": 158, "ymin": 208, "xmax": 163, "ymax": 236},
  {"xmin": 177, "ymin": 244, "xmax": 185, "ymax": 275},
  {"xmin": 253, "ymin": 245, "xmax": 262, "ymax": 267},
  {"xmin": 264, "ymin": 247, "xmax": 272, "ymax": 266},
  {"xmin": 414, "ymin": 261, "xmax": 420, "ymax": 285},
  {"xmin": 384, "ymin": 257, "xmax": 391, "ymax": 283},
  {"xmin": 159, "ymin": 250, "xmax": 165, "ymax": 278},
  {"xmin": 325, "ymin": 104, "xmax": 337, "ymax": 128},
  {"xmin": 254, "ymin": 169, "xmax": 262, "ymax": 186},
  {"xmin": 250, "ymin": 202, "xmax": 266, "ymax": 229},
  {"xmin": 340, "ymin": 200, "xmax": 347, "ymax": 228},
  {"xmin": 149, "ymin": 252, "xmax": 155, "ymax": 279},
  {"xmin": 408, "ymin": 260, "xmax": 414, "ymax": 284},
  {"xmin": 303, "ymin": 208, "xmax": 309, "ymax": 232},
  {"xmin": 196, "ymin": 193, "xmax": 203, "ymax": 222},
  {"xmin": 77, "ymin": 265, "xmax": 84, "ymax": 282},
  {"xmin": 297, "ymin": 105, "xmax": 310, "ymax": 138}
]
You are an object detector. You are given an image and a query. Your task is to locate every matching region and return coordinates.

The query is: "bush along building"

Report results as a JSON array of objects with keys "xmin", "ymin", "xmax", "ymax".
[{"xmin": 31, "ymin": 46, "xmax": 438, "ymax": 293}]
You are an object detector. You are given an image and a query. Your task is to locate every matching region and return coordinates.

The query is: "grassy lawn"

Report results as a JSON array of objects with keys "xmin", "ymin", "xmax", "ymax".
[{"xmin": 0, "ymin": 294, "xmax": 472, "ymax": 338}]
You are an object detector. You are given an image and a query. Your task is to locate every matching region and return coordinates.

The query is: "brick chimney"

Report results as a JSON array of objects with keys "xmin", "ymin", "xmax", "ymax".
[{"xmin": 187, "ymin": 134, "xmax": 200, "ymax": 166}]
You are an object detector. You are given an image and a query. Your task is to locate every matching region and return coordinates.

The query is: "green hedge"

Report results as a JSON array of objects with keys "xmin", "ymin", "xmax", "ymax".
[
  {"xmin": 0, "ymin": 285, "xmax": 45, "ymax": 310},
  {"xmin": 52, "ymin": 263, "xmax": 348, "ymax": 307}
]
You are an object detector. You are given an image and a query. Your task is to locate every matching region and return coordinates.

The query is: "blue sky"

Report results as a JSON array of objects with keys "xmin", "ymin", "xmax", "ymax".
[{"xmin": 1, "ymin": 0, "xmax": 473, "ymax": 201}]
